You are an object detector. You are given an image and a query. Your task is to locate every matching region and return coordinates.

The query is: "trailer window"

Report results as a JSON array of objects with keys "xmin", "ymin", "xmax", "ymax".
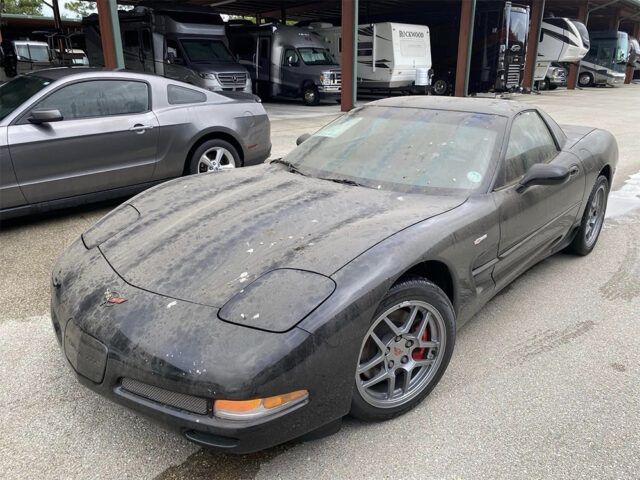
[{"xmin": 124, "ymin": 31, "xmax": 139, "ymax": 48}]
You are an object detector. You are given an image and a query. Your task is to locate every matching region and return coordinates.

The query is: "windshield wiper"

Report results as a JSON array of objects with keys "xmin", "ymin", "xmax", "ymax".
[
  {"xmin": 320, "ymin": 177, "xmax": 369, "ymax": 188},
  {"xmin": 270, "ymin": 158, "xmax": 306, "ymax": 176}
]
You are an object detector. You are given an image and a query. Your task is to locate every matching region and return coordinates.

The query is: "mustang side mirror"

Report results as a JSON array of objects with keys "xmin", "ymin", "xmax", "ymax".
[
  {"xmin": 517, "ymin": 163, "xmax": 570, "ymax": 193},
  {"xmin": 296, "ymin": 133, "xmax": 311, "ymax": 145},
  {"xmin": 28, "ymin": 109, "xmax": 63, "ymax": 124}
]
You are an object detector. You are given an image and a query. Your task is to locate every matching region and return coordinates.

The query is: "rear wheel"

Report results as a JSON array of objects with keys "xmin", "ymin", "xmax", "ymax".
[
  {"xmin": 566, "ymin": 175, "xmax": 609, "ymax": 256},
  {"xmin": 432, "ymin": 78, "xmax": 450, "ymax": 96},
  {"xmin": 188, "ymin": 139, "xmax": 240, "ymax": 175},
  {"xmin": 578, "ymin": 72, "xmax": 593, "ymax": 87},
  {"xmin": 351, "ymin": 278, "xmax": 455, "ymax": 421}
]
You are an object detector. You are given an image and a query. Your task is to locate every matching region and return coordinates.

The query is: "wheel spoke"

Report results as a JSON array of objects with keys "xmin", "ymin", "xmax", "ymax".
[
  {"xmin": 415, "ymin": 311, "xmax": 430, "ymax": 340},
  {"xmin": 400, "ymin": 306, "xmax": 419, "ymax": 334},
  {"xmin": 361, "ymin": 369, "xmax": 389, "ymax": 389},
  {"xmin": 370, "ymin": 332, "xmax": 388, "ymax": 353},
  {"xmin": 387, "ymin": 372, "xmax": 396, "ymax": 399},
  {"xmin": 383, "ymin": 316, "xmax": 401, "ymax": 336},
  {"xmin": 199, "ymin": 155, "xmax": 214, "ymax": 170},
  {"xmin": 402, "ymin": 369, "xmax": 412, "ymax": 393},
  {"xmin": 418, "ymin": 340, "xmax": 439, "ymax": 349},
  {"xmin": 414, "ymin": 358, "xmax": 435, "ymax": 367},
  {"xmin": 214, "ymin": 148, "xmax": 223, "ymax": 166},
  {"xmin": 357, "ymin": 353, "xmax": 384, "ymax": 374}
]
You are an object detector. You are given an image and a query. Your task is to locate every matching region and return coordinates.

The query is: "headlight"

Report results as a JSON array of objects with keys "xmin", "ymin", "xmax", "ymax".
[
  {"xmin": 214, "ymin": 390, "xmax": 309, "ymax": 420},
  {"xmin": 218, "ymin": 268, "xmax": 335, "ymax": 332},
  {"xmin": 197, "ymin": 72, "xmax": 216, "ymax": 80},
  {"xmin": 243, "ymin": 78, "xmax": 252, "ymax": 93},
  {"xmin": 320, "ymin": 72, "xmax": 332, "ymax": 85},
  {"xmin": 82, "ymin": 204, "xmax": 139, "ymax": 249}
]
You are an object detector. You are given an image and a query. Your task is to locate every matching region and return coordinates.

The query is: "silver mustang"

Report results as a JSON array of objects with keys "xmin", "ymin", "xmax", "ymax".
[{"xmin": 0, "ymin": 68, "xmax": 271, "ymax": 219}]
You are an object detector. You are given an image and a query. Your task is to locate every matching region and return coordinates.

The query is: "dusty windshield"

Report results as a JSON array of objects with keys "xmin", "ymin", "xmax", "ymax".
[
  {"xmin": 283, "ymin": 106, "xmax": 506, "ymax": 194},
  {"xmin": 180, "ymin": 39, "xmax": 235, "ymax": 63},
  {"xmin": 298, "ymin": 48, "xmax": 337, "ymax": 65}
]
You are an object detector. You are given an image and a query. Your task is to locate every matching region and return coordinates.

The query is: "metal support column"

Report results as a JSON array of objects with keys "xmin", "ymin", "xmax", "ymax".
[
  {"xmin": 455, "ymin": 0, "xmax": 476, "ymax": 97},
  {"xmin": 523, "ymin": 0, "xmax": 545, "ymax": 90},
  {"xmin": 567, "ymin": 0, "xmax": 588, "ymax": 89},
  {"xmin": 96, "ymin": 0, "xmax": 124, "ymax": 69},
  {"xmin": 340, "ymin": 0, "xmax": 355, "ymax": 111}
]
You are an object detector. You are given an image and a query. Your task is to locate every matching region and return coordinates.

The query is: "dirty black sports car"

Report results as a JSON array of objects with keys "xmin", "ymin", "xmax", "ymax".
[{"xmin": 51, "ymin": 97, "xmax": 617, "ymax": 453}]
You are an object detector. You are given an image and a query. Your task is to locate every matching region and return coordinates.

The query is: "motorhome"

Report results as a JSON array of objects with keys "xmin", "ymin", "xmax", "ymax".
[
  {"xmin": 227, "ymin": 24, "xmax": 341, "ymax": 105},
  {"xmin": 83, "ymin": 4, "xmax": 251, "ymax": 93},
  {"xmin": 0, "ymin": 40, "xmax": 53, "ymax": 83},
  {"xmin": 534, "ymin": 17, "xmax": 589, "ymax": 84},
  {"xmin": 469, "ymin": 1, "xmax": 530, "ymax": 93},
  {"xmin": 578, "ymin": 30, "xmax": 629, "ymax": 86},
  {"xmin": 310, "ymin": 22, "xmax": 432, "ymax": 92}
]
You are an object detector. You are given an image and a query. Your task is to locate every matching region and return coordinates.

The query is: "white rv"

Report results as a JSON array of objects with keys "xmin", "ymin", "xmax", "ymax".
[
  {"xmin": 311, "ymin": 22, "xmax": 432, "ymax": 91},
  {"xmin": 534, "ymin": 17, "xmax": 589, "ymax": 83}
]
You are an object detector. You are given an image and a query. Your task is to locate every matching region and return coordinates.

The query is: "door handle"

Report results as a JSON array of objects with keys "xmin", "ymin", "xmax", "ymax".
[
  {"xmin": 129, "ymin": 124, "xmax": 153, "ymax": 134},
  {"xmin": 568, "ymin": 165, "xmax": 580, "ymax": 177}
]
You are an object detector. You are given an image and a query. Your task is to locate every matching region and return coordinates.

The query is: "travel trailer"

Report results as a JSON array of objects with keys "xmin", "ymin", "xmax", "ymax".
[
  {"xmin": 310, "ymin": 22, "xmax": 432, "ymax": 92},
  {"xmin": 83, "ymin": 4, "xmax": 251, "ymax": 93},
  {"xmin": 469, "ymin": 1, "xmax": 531, "ymax": 93},
  {"xmin": 227, "ymin": 24, "xmax": 341, "ymax": 105},
  {"xmin": 578, "ymin": 30, "xmax": 629, "ymax": 86},
  {"xmin": 534, "ymin": 17, "xmax": 589, "ymax": 83},
  {"xmin": 0, "ymin": 40, "xmax": 53, "ymax": 83}
]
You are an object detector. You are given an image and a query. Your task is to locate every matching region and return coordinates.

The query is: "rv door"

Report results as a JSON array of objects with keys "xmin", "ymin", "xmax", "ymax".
[{"xmin": 256, "ymin": 36, "xmax": 271, "ymax": 98}]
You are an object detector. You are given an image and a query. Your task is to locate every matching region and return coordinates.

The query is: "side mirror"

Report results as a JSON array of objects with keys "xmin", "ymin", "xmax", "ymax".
[
  {"xmin": 28, "ymin": 109, "xmax": 63, "ymax": 124},
  {"xmin": 286, "ymin": 55, "xmax": 297, "ymax": 67},
  {"xmin": 296, "ymin": 133, "xmax": 311, "ymax": 145},
  {"xmin": 517, "ymin": 163, "xmax": 569, "ymax": 192}
]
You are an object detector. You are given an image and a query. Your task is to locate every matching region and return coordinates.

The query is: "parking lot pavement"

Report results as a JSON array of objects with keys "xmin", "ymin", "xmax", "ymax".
[{"xmin": 0, "ymin": 85, "xmax": 639, "ymax": 479}]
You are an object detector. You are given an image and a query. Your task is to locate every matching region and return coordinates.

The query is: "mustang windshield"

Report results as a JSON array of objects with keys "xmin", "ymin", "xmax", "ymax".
[
  {"xmin": 283, "ymin": 106, "xmax": 506, "ymax": 193},
  {"xmin": 0, "ymin": 75, "xmax": 52, "ymax": 121}
]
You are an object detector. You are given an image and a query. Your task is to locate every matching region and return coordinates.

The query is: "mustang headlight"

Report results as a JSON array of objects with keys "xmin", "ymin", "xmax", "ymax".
[
  {"xmin": 218, "ymin": 268, "xmax": 335, "ymax": 333},
  {"xmin": 82, "ymin": 204, "xmax": 139, "ymax": 249}
]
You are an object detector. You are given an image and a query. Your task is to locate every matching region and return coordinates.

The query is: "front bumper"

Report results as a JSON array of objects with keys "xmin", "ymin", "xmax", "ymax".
[
  {"xmin": 317, "ymin": 85, "xmax": 341, "ymax": 100},
  {"xmin": 51, "ymin": 239, "xmax": 351, "ymax": 453}
]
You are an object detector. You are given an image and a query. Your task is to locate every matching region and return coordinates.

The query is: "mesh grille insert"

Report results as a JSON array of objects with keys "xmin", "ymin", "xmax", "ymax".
[{"xmin": 121, "ymin": 378, "xmax": 208, "ymax": 415}]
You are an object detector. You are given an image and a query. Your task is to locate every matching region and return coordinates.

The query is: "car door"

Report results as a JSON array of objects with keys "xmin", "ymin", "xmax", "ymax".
[
  {"xmin": 491, "ymin": 110, "xmax": 584, "ymax": 289},
  {"xmin": 7, "ymin": 78, "xmax": 159, "ymax": 204}
]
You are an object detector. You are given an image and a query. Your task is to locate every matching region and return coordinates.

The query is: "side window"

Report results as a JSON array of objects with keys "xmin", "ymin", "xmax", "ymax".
[
  {"xmin": 123, "ymin": 30, "xmax": 139, "ymax": 49},
  {"xmin": 166, "ymin": 39, "xmax": 183, "ymax": 62},
  {"xmin": 33, "ymin": 80, "xmax": 149, "ymax": 120},
  {"xmin": 167, "ymin": 84, "xmax": 206, "ymax": 105},
  {"xmin": 282, "ymin": 48, "xmax": 299, "ymax": 66},
  {"xmin": 142, "ymin": 29, "xmax": 152, "ymax": 53},
  {"xmin": 500, "ymin": 111, "xmax": 558, "ymax": 187}
]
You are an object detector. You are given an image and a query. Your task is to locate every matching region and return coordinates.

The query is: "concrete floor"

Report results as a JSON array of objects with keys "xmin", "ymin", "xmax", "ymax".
[{"xmin": 0, "ymin": 85, "xmax": 639, "ymax": 479}]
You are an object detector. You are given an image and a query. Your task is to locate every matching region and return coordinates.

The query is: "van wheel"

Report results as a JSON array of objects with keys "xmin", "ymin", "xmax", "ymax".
[
  {"xmin": 432, "ymin": 78, "xmax": 450, "ymax": 96},
  {"xmin": 578, "ymin": 72, "xmax": 593, "ymax": 87},
  {"xmin": 303, "ymin": 84, "xmax": 320, "ymax": 106}
]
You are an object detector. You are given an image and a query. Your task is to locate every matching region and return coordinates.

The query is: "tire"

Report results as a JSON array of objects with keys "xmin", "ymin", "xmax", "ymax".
[
  {"xmin": 302, "ymin": 84, "xmax": 320, "ymax": 106},
  {"xmin": 432, "ymin": 78, "xmax": 450, "ymax": 96},
  {"xmin": 578, "ymin": 72, "xmax": 593, "ymax": 87},
  {"xmin": 538, "ymin": 78, "xmax": 549, "ymax": 90},
  {"xmin": 350, "ymin": 277, "xmax": 456, "ymax": 421},
  {"xmin": 566, "ymin": 175, "xmax": 609, "ymax": 256},
  {"xmin": 549, "ymin": 84, "xmax": 558, "ymax": 90},
  {"xmin": 188, "ymin": 139, "xmax": 240, "ymax": 175}
]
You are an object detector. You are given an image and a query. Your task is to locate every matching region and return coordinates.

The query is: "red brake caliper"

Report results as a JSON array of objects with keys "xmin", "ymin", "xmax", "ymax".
[{"xmin": 412, "ymin": 323, "xmax": 429, "ymax": 360}]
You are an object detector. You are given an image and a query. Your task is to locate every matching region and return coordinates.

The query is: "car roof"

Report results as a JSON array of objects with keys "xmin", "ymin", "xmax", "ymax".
[
  {"xmin": 368, "ymin": 96, "xmax": 532, "ymax": 117},
  {"xmin": 26, "ymin": 67, "xmax": 162, "ymax": 83}
]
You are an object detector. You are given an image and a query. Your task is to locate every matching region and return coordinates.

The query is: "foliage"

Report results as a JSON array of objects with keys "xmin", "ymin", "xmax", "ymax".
[{"xmin": 1, "ymin": 0, "xmax": 43, "ymax": 15}]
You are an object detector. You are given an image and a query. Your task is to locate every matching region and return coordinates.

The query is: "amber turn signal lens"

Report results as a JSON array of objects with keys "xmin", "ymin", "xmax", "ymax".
[
  {"xmin": 263, "ymin": 390, "xmax": 307, "ymax": 409},
  {"xmin": 213, "ymin": 398, "xmax": 261, "ymax": 412}
]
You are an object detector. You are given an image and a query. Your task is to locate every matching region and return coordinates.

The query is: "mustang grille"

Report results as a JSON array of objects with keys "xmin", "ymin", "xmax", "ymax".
[
  {"xmin": 217, "ymin": 72, "xmax": 247, "ymax": 86},
  {"xmin": 120, "ymin": 378, "xmax": 208, "ymax": 415}
]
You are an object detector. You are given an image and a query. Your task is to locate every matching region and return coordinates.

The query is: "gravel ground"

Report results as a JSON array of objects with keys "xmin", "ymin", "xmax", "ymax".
[{"xmin": 0, "ymin": 86, "xmax": 638, "ymax": 479}]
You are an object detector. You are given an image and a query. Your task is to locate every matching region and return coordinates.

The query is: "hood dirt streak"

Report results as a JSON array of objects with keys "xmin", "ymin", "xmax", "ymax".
[{"xmin": 99, "ymin": 164, "xmax": 465, "ymax": 307}]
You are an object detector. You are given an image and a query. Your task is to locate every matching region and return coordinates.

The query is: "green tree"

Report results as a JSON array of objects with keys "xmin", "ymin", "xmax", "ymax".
[
  {"xmin": 1, "ymin": 0, "xmax": 43, "ymax": 15},
  {"xmin": 63, "ymin": 1, "xmax": 94, "ymax": 19}
]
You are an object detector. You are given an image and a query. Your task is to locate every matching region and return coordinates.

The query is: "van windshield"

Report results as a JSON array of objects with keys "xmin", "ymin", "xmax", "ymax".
[
  {"xmin": 298, "ymin": 48, "xmax": 337, "ymax": 65},
  {"xmin": 15, "ymin": 44, "xmax": 50, "ymax": 62},
  {"xmin": 180, "ymin": 39, "xmax": 235, "ymax": 63}
]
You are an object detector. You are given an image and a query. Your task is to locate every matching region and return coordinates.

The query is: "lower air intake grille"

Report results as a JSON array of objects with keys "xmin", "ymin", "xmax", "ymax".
[
  {"xmin": 506, "ymin": 64, "xmax": 521, "ymax": 87},
  {"xmin": 121, "ymin": 378, "xmax": 208, "ymax": 415}
]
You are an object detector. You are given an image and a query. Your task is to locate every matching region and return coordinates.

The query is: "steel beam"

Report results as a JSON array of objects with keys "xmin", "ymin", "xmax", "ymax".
[
  {"xmin": 523, "ymin": 0, "xmax": 545, "ymax": 90},
  {"xmin": 340, "ymin": 0, "xmax": 355, "ymax": 111},
  {"xmin": 455, "ymin": 0, "xmax": 476, "ymax": 97},
  {"xmin": 96, "ymin": 0, "xmax": 124, "ymax": 69},
  {"xmin": 567, "ymin": 0, "xmax": 589, "ymax": 89}
]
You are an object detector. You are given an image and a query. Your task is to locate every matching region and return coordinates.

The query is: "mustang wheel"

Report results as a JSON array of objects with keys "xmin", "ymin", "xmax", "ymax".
[
  {"xmin": 351, "ymin": 278, "xmax": 455, "ymax": 421},
  {"xmin": 567, "ymin": 175, "xmax": 609, "ymax": 256},
  {"xmin": 189, "ymin": 139, "xmax": 240, "ymax": 174}
]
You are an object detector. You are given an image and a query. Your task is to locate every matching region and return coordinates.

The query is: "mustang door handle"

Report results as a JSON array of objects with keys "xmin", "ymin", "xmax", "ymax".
[
  {"xmin": 569, "ymin": 165, "xmax": 580, "ymax": 177},
  {"xmin": 129, "ymin": 124, "xmax": 154, "ymax": 133}
]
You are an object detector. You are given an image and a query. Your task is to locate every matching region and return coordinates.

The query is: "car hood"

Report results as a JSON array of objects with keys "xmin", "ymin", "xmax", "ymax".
[{"xmin": 97, "ymin": 164, "xmax": 466, "ymax": 307}]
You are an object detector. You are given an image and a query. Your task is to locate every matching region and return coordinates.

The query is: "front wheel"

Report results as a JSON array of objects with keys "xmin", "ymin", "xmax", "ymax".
[
  {"xmin": 432, "ymin": 78, "xmax": 450, "ymax": 96},
  {"xmin": 566, "ymin": 175, "xmax": 609, "ymax": 256},
  {"xmin": 351, "ymin": 278, "xmax": 455, "ymax": 421},
  {"xmin": 302, "ymin": 84, "xmax": 320, "ymax": 106},
  {"xmin": 578, "ymin": 72, "xmax": 593, "ymax": 87}
]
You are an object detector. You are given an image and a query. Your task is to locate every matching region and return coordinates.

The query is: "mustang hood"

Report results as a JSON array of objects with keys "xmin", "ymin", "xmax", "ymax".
[{"xmin": 97, "ymin": 164, "xmax": 465, "ymax": 307}]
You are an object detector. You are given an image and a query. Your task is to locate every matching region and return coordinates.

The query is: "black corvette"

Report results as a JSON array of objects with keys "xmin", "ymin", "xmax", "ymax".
[{"xmin": 51, "ymin": 97, "xmax": 617, "ymax": 453}]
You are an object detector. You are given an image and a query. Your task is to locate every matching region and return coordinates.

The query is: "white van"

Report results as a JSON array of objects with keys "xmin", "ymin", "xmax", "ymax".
[{"xmin": 311, "ymin": 22, "xmax": 432, "ymax": 90}]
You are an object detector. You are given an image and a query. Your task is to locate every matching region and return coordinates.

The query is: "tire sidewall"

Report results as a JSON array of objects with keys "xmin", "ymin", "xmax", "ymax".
[
  {"xmin": 188, "ymin": 139, "xmax": 241, "ymax": 175},
  {"xmin": 350, "ymin": 278, "xmax": 456, "ymax": 421},
  {"xmin": 568, "ymin": 175, "xmax": 609, "ymax": 255},
  {"xmin": 579, "ymin": 72, "xmax": 593, "ymax": 87},
  {"xmin": 302, "ymin": 84, "xmax": 320, "ymax": 106}
]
